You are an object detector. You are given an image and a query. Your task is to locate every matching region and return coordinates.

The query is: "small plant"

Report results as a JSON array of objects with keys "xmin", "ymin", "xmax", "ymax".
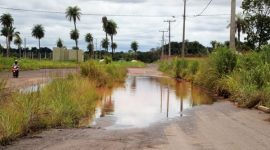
[{"xmin": 104, "ymin": 56, "xmax": 112, "ymax": 64}]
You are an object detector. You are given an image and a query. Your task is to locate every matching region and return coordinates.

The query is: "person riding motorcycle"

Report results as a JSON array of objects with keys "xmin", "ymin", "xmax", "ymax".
[{"xmin": 12, "ymin": 60, "xmax": 19, "ymax": 78}]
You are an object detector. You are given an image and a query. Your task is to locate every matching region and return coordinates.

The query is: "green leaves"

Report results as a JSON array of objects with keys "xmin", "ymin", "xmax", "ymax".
[
  {"xmin": 242, "ymin": 0, "xmax": 270, "ymax": 49},
  {"xmin": 32, "ymin": 24, "xmax": 45, "ymax": 39}
]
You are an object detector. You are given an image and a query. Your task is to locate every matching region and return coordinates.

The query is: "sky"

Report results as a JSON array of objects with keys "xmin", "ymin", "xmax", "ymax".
[{"xmin": 0, "ymin": 0, "xmax": 243, "ymax": 52}]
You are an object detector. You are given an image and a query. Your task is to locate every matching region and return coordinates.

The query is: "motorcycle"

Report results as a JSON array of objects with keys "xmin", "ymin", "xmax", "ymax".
[{"xmin": 12, "ymin": 65, "xmax": 19, "ymax": 78}]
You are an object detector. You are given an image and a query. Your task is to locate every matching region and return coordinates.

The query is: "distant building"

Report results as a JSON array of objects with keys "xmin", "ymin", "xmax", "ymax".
[{"xmin": 53, "ymin": 47, "xmax": 84, "ymax": 62}]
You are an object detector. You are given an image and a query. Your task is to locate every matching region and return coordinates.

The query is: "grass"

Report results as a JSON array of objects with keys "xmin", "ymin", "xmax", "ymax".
[
  {"xmin": 0, "ymin": 76, "xmax": 99, "ymax": 145},
  {"xmin": 0, "ymin": 60, "xmax": 145, "ymax": 145},
  {"xmin": 159, "ymin": 46, "xmax": 270, "ymax": 108},
  {"xmin": 81, "ymin": 60, "xmax": 145, "ymax": 87},
  {"xmin": 0, "ymin": 56, "xmax": 78, "ymax": 71}
]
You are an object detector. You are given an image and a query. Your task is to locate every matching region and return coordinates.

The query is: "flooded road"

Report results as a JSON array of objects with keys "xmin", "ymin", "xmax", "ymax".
[
  {"xmin": 4, "ymin": 66, "xmax": 270, "ymax": 150},
  {"xmin": 89, "ymin": 76, "xmax": 214, "ymax": 129}
]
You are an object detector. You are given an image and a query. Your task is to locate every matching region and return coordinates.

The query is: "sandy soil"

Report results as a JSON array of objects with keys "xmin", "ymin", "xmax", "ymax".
[{"xmin": 1, "ymin": 66, "xmax": 270, "ymax": 150}]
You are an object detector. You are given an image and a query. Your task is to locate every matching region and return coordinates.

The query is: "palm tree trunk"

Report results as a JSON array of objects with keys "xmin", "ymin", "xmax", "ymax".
[
  {"xmin": 18, "ymin": 46, "xmax": 21, "ymax": 59},
  {"xmin": 6, "ymin": 37, "xmax": 8, "ymax": 57},
  {"xmin": 74, "ymin": 21, "xmax": 79, "ymax": 63},
  {"xmin": 39, "ymin": 39, "xmax": 41, "ymax": 60},
  {"xmin": 106, "ymin": 33, "xmax": 108, "ymax": 52},
  {"xmin": 111, "ymin": 35, "xmax": 113, "ymax": 58}
]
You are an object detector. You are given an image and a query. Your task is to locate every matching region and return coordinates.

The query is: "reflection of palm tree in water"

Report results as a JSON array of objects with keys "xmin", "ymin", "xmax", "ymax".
[
  {"xmin": 100, "ymin": 95, "xmax": 114, "ymax": 117},
  {"xmin": 131, "ymin": 76, "xmax": 137, "ymax": 90}
]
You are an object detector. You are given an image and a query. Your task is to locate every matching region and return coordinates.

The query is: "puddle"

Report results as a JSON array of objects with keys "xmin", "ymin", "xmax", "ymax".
[{"xmin": 87, "ymin": 76, "xmax": 214, "ymax": 129}]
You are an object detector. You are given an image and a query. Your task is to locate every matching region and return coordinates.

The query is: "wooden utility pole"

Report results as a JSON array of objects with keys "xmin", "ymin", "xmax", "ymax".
[
  {"xmin": 181, "ymin": 0, "xmax": 187, "ymax": 58},
  {"xmin": 164, "ymin": 20, "xmax": 176, "ymax": 57},
  {"xmin": 159, "ymin": 30, "xmax": 168, "ymax": 59},
  {"xmin": 230, "ymin": 0, "xmax": 236, "ymax": 50}
]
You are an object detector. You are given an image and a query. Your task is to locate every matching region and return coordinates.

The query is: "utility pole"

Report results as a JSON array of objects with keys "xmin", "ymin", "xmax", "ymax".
[
  {"xmin": 164, "ymin": 19, "xmax": 176, "ymax": 57},
  {"xmin": 181, "ymin": 0, "xmax": 187, "ymax": 58},
  {"xmin": 230, "ymin": 0, "xmax": 236, "ymax": 50},
  {"xmin": 159, "ymin": 30, "xmax": 168, "ymax": 59}
]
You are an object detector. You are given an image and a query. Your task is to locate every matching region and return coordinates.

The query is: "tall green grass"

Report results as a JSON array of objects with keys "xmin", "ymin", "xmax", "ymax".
[
  {"xmin": 0, "ymin": 56, "xmax": 78, "ymax": 71},
  {"xmin": 81, "ymin": 60, "xmax": 144, "ymax": 87},
  {"xmin": 159, "ymin": 46, "xmax": 270, "ymax": 108},
  {"xmin": 0, "ymin": 76, "xmax": 98, "ymax": 145}
]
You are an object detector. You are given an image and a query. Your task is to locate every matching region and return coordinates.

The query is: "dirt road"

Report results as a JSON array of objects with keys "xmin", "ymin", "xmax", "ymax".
[
  {"xmin": 2, "ymin": 66, "xmax": 270, "ymax": 150},
  {"xmin": 0, "ymin": 69, "xmax": 78, "ymax": 89}
]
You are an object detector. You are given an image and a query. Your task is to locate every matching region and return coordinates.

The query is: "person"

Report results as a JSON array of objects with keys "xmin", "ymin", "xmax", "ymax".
[{"xmin": 12, "ymin": 60, "xmax": 19, "ymax": 78}]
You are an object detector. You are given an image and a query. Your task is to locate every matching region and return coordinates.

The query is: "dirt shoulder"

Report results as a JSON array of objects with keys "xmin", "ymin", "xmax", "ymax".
[
  {"xmin": 0, "ymin": 69, "xmax": 78, "ymax": 90},
  {"xmin": 2, "ymin": 66, "xmax": 270, "ymax": 150}
]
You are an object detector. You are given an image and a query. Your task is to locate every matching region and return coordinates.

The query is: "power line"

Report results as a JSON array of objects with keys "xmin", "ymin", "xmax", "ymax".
[
  {"xmin": 0, "ymin": 6, "xmax": 176, "ymax": 18},
  {"xmin": 0, "ymin": 5, "xmax": 230, "ymax": 18},
  {"xmin": 194, "ymin": 0, "xmax": 214, "ymax": 17}
]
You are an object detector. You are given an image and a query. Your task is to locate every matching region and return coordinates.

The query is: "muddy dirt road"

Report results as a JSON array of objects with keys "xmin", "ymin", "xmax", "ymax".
[
  {"xmin": 2, "ymin": 66, "xmax": 270, "ymax": 150},
  {"xmin": 0, "ymin": 69, "xmax": 78, "ymax": 89}
]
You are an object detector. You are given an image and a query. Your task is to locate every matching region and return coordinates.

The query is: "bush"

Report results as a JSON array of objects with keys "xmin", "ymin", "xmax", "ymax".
[
  {"xmin": 210, "ymin": 48, "xmax": 237, "ymax": 75},
  {"xmin": 104, "ymin": 56, "xmax": 112, "ymax": 64}
]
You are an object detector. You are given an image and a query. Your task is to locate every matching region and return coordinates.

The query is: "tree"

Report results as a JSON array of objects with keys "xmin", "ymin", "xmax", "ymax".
[
  {"xmin": 14, "ymin": 33, "xmax": 22, "ymax": 58},
  {"xmin": 56, "ymin": 38, "xmax": 63, "ymax": 48},
  {"xmin": 87, "ymin": 43, "xmax": 94, "ymax": 59},
  {"xmin": 70, "ymin": 29, "xmax": 79, "ymax": 46},
  {"xmin": 66, "ymin": 6, "xmax": 81, "ymax": 49},
  {"xmin": 0, "ymin": 13, "xmax": 14, "ymax": 57},
  {"xmin": 32, "ymin": 24, "xmax": 45, "ymax": 59},
  {"xmin": 131, "ymin": 41, "xmax": 138, "ymax": 52},
  {"xmin": 242, "ymin": 0, "xmax": 270, "ymax": 49},
  {"xmin": 131, "ymin": 41, "xmax": 138, "ymax": 60},
  {"xmin": 235, "ymin": 14, "xmax": 247, "ymax": 44},
  {"xmin": 102, "ymin": 16, "xmax": 109, "ymax": 52},
  {"xmin": 112, "ymin": 42, "xmax": 117, "ymax": 51},
  {"xmin": 85, "ymin": 33, "xmax": 94, "ymax": 59},
  {"xmin": 101, "ymin": 38, "xmax": 109, "ymax": 51},
  {"xmin": 106, "ymin": 20, "xmax": 117, "ymax": 58}
]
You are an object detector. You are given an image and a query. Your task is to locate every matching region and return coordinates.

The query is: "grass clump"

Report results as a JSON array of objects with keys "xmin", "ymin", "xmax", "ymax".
[
  {"xmin": 81, "ymin": 60, "xmax": 144, "ymax": 87},
  {"xmin": 159, "ymin": 58, "xmax": 200, "ymax": 81}
]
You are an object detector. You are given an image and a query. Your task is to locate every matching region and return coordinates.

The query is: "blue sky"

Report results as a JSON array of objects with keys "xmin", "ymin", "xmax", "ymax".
[{"xmin": 0, "ymin": 0, "xmax": 242, "ymax": 52}]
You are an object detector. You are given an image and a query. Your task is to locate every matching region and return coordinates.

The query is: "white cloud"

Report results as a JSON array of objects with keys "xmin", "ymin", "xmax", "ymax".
[{"xmin": 0, "ymin": 0, "xmax": 243, "ymax": 51}]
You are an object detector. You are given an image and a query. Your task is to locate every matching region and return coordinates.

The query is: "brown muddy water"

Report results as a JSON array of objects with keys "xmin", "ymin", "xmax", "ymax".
[{"xmin": 83, "ymin": 76, "xmax": 214, "ymax": 129}]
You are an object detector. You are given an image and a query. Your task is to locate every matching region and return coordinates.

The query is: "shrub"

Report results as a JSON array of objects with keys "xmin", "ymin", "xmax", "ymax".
[{"xmin": 210, "ymin": 48, "xmax": 237, "ymax": 75}]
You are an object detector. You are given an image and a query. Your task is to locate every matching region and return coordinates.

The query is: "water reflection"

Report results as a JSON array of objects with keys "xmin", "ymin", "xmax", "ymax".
[{"xmin": 92, "ymin": 76, "xmax": 214, "ymax": 129}]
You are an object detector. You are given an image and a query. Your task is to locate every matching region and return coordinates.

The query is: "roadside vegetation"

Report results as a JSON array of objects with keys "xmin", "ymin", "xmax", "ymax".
[
  {"xmin": 159, "ymin": 45, "xmax": 270, "ymax": 109},
  {"xmin": 0, "ymin": 56, "xmax": 78, "ymax": 71},
  {"xmin": 0, "ymin": 60, "xmax": 144, "ymax": 145}
]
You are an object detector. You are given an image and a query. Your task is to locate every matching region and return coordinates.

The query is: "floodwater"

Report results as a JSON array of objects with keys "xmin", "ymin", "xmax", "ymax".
[{"xmin": 87, "ymin": 76, "xmax": 214, "ymax": 129}]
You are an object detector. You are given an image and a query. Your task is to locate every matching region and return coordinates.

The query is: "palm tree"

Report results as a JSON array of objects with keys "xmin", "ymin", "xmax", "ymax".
[
  {"xmin": 0, "ymin": 13, "xmax": 14, "ymax": 57},
  {"xmin": 70, "ymin": 29, "xmax": 79, "ymax": 46},
  {"xmin": 14, "ymin": 33, "xmax": 22, "ymax": 58},
  {"xmin": 131, "ymin": 41, "xmax": 138, "ymax": 59},
  {"xmin": 56, "ymin": 38, "xmax": 63, "ymax": 48},
  {"xmin": 70, "ymin": 29, "xmax": 79, "ymax": 62},
  {"xmin": 85, "ymin": 33, "xmax": 94, "ymax": 59},
  {"xmin": 102, "ymin": 16, "xmax": 108, "ymax": 52},
  {"xmin": 235, "ymin": 14, "xmax": 246, "ymax": 44},
  {"xmin": 112, "ymin": 42, "xmax": 117, "ymax": 52},
  {"xmin": 87, "ymin": 43, "xmax": 94, "ymax": 59},
  {"xmin": 101, "ymin": 38, "xmax": 109, "ymax": 51},
  {"xmin": 32, "ymin": 24, "xmax": 45, "ymax": 59},
  {"xmin": 106, "ymin": 20, "xmax": 117, "ymax": 58},
  {"xmin": 66, "ymin": 6, "xmax": 81, "ymax": 49}
]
